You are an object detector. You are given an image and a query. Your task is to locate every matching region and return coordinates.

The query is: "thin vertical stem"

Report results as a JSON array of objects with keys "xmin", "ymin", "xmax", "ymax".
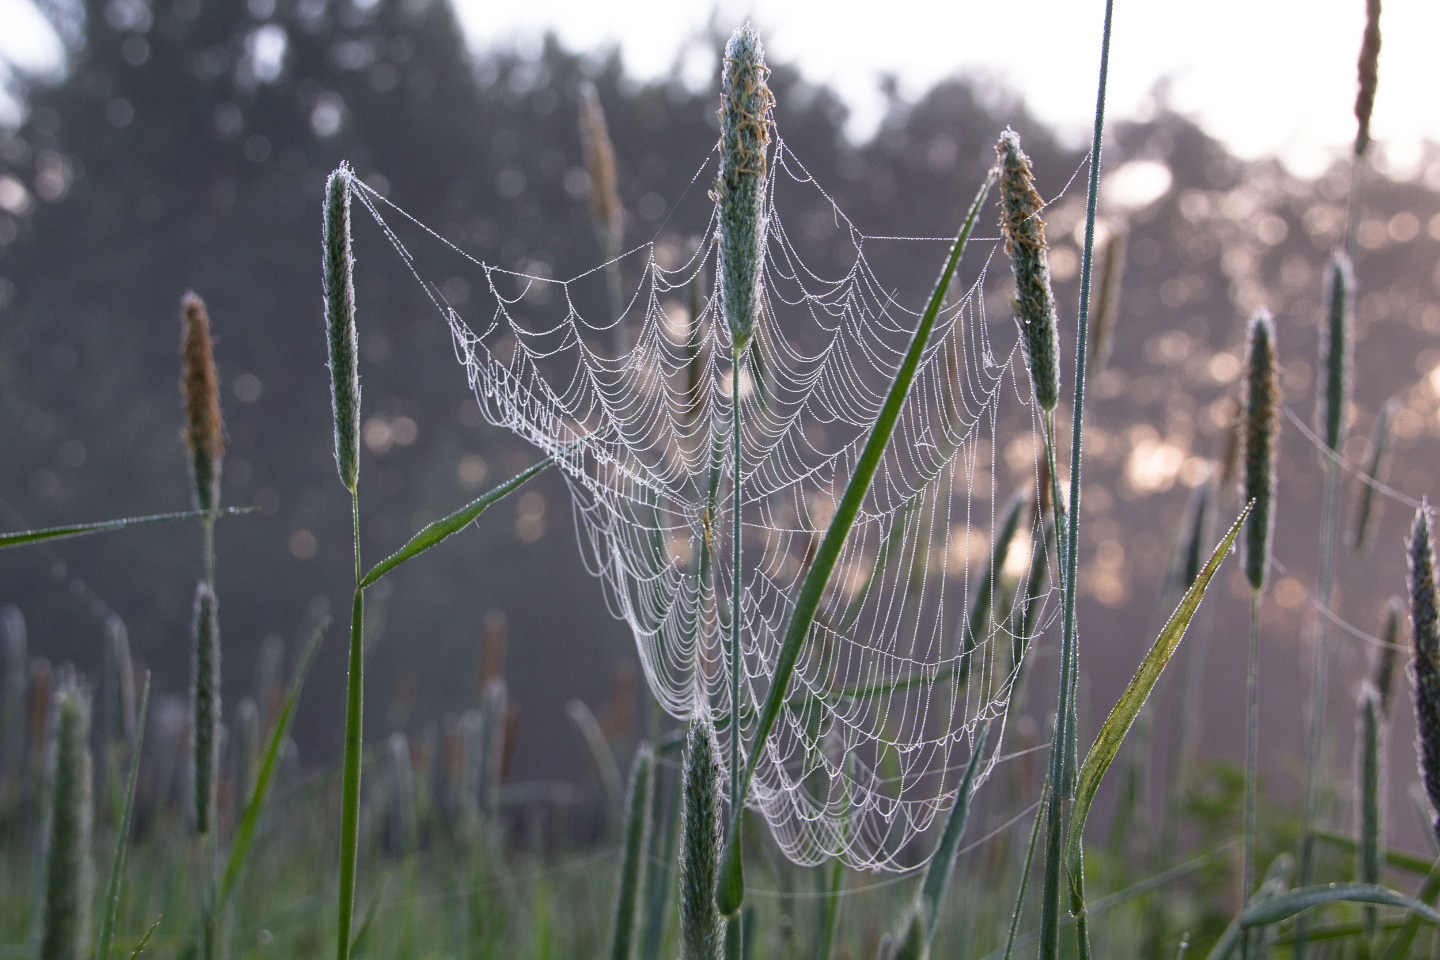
[
  {"xmin": 1041, "ymin": 1, "xmax": 1113, "ymax": 957},
  {"xmin": 729, "ymin": 347, "xmax": 742, "ymax": 817},
  {"xmin": 1002, "ymin": 779, "xmax": 1049, "ymax": 960},
  {"xmin": 1243, "ymin": 590, "xmax": 1261, "ymax": 960},
  {"xmin": 1295, "ymin": 459, "xmax": 1342, "ymax": 960},
  {"xmin": 337, "ymin": 495, "xmax": 365, "ymax": 960}
]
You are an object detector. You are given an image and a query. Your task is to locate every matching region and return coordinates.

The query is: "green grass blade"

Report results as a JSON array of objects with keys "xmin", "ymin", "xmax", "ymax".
[
  {"xmin": 219, "ymin": 621, "xmax": 325, "ymax": 906},
  {"xmin": 1002, "ymin": 781, "xmax": 1049, "ymax": 960},
  {"xmin": 348, "ymin": 874, "xmax": 389, "ymax": 957},
  {"xmin": 640, "ymin": 763, "xmax": 681, "ymax": 960},
  {"xmin": 1242, "ymin": 883, "xmax": 1440, "ymax": 928},
  {"xmin": 1312, "ymin": 830, "xmax": 1435, "ymax": 876},
  {"xmin": 360, "ymin": 456, "xmax": 553, "ymax": 587},
  {"xmin": 716, "ymin": 173, "xmax": 993, "ymax": 915},
  {"xmin": 611, "ymin": 744, "xmax": 655, "ymax": 960},
  {"xmin": 1379, "ymin": 857, "xmax": 1440, "ymax": 960},
  {"xmin": 918, "ymin": 721, "xmax": 990, "ymax": 941},
  {"xmin": 0, "ymin": 507, "xmax": 251, "ymax": 550},
  {"xmin": 1065, "ymin": 503, "xmax": 1250, "ymax": 907},
  {"xmin": 95, "ymin": 673, "xmax": 150, "ymax": 960},
  {"xmin": 127, "ymin": 918, "xmax": 161, "ymax": 960}
]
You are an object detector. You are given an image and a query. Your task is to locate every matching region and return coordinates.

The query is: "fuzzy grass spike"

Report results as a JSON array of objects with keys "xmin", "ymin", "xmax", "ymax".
[
  {"xmin": 37, "ymin": 681, "xmax": 93, "ymax": 960},
  {"xmin": 324, "ymin": 164, "xmax": 361, "ymax": 492},
  {"xmin": 996, "ymin": 129, "xmax": 1061, "ymax": 411},
  {"xmin": 716, "ymin": 24, "xmax": 772, "ymax": 353}
]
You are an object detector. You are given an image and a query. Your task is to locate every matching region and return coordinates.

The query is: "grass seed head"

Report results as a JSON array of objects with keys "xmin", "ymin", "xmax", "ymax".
[
  {"xmin": 324, "ymin": 163, "xmax": 361, "ymax": 492},
  {"xmin": 579, "ymin": 81, "xmax": 623, "ymax": 257},
  {"xmin": 716, "ymin": 24, "xmax": 772, "ymax": 354},
  {"xmin": 37, "ymin": 680, "xmax": 93, "ymax": 960},
  {"xmin": 1241, "ymin": 309, "xmax": 1278, "ymax": 592},
  {"xmin": 1375, "ymin": 596, "xmax": 1403, "ymax": 715},
  {"xmin": 680, "ymin": 719, "xmax": 723, "ymax": 960},
  {"xmin": 1173, "ymin": 476, "xmax": 1216, "ymax": 593},
  {"xmin": 610, "ymin": 741, "xmax": 654, "ymax": 960},
  {"xmin": 1407, "ymin": 503, "xmax": 1440, "ymax": 840},
  {"xmin": 180, "ymin": 292, "xmax": 224, "ymax": 513},
  {"xmin": 190, "ymin": 581, "xmax": 220, "ymax": 835},
  {"xmin": 1318, "ymin": 249, "xmax": 1354, "ymax": 454},
  {"xmin": 1350, "ymin": 397, "xmax": 1397, "ymax": 554},
  {"xmin": 1354, "ymin": 0, "xmax": 1382, "ymax": 157},
  {"xmin": 1088, "ymin": 224, "xmax": 1127, "ymax": 378},
  {"xmin": 996, "ymin": 128, "xmax": 1061, "ymax": 411}
]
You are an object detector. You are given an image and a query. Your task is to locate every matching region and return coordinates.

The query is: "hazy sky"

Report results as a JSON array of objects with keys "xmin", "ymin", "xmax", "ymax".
[{"xmin": 1, "ymin": 0, "xmax": 1437, "ymax": 179}]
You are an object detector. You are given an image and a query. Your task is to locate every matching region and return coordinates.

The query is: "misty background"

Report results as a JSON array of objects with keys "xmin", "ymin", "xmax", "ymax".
[{"xmin": 0, "ymin": 0, "xmax": 1438, "ymax": 849}]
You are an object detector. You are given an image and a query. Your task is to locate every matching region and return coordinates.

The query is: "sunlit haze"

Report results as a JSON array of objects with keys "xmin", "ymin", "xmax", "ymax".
[{"xmin": 2, "ymin": 0, "xmax": 1439, "ymax": 177}]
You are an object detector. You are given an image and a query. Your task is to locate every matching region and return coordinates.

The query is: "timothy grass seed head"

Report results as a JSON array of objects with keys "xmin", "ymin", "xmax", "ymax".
[
  {"xmin": 1375, "ymin": 596, "xmax": 1403, "ymax": 715},
  {"xmin": 579, "ymin": 81, "xmax": 623, "ymax": 256},
  {"xmin": 324, "ymin": 163, "xmax": 361, "ymax": 492},
  {"xmin": 190, "ymin": 581, "xmax": 220, "ymax": 835},
  {"xmin": 1088, "ymin": 224, "xmax": 1127, "ymax": 378},
  {"xmin": 1318, "ymin": 249, "xmax": 1354, "ymax": 454},
  {"xmin": 715, "ymin": 24, "xmax": 772, "ymax": 354},
  {"xmin": 680, "ymin": 718, "xmax": 723, "ymax": 960},
  {"xmin": 37, "ymin": 679, "xmax": 93, "ymax": 960},
  {"xmin": 180, "ymin": 292, "xmax": 224, "ymax": 513},
  {"xmin": 1354, "ymin": 0, "xmax": 1382, "ymax": 157},
  {"xmin": 1408, "ymin": 503, "xmax": 1440, "ymax": 838},
  {"xmin": 996, "ymin": 128, "xmax": 1060, "ymax": 411},
  {"xmin": 1351, "ymin": 397, "xmax": 1397, "ymax": 554},
  {"xmin": 1241, "ymin": 309, "xmax": 1278, "ymax": 592}
]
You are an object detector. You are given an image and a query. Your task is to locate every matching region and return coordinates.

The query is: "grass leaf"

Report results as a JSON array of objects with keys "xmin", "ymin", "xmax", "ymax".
[
  {"xmin": 918, "ymin": 721, "xmax": 991, "ymax": 941},
  {"xmin": 219, "ymin": 621, "xmax": 325, "ymax": 906},
  {"xmin": 349, "ymin": 874, "xmax": 390, "ymax": 957},
  {"xmin": 0, "ymin": 507, "xmax": 252, "ymax": 550},
  {"xmin": 1065, "ymin": 503, "xmax": 1251, "ymax": 905},
  {"xmin": 128, "ymin": 917, "xmax": 161, "ymax": 960},
  {"xmin": 95, "ymin": 674, "xmax": 151, "ymax": 960},
  {"xmin": 1242, "ymin": 883, "xmax": 1440, "ymax": 928},
  {"xmin": 360, "ymin": 456, "xmax": 554, "ymax": 587},
  {"xmin": 716, "ymin": 174, "xmax": 994, "ymax": 911}
]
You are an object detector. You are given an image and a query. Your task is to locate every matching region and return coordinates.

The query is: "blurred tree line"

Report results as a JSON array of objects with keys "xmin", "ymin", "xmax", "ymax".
[{"xmin": 0, "ymin": 0, "xmax": 1435, "ymax": 788}]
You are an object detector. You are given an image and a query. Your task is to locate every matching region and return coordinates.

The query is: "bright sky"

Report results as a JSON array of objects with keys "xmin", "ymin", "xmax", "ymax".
[{"xmin": 0, "ymin": 0, "xmax": 1436, "ymax": 179}]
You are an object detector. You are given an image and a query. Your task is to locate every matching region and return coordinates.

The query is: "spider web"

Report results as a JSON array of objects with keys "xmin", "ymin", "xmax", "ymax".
[{"xmin": 347, "ymin": 133, "xmax": 1059, "ymax": 871}]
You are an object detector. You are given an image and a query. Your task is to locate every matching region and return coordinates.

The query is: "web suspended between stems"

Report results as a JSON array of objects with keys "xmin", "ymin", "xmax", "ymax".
[{"xmin": 347, "ymin": 131, "xmax": 1060, "ymax": 871}]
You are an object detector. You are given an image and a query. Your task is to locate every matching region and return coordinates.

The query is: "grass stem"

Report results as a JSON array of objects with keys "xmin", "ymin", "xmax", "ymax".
[
  {"xmin": 1243, "ymin": 590, "xmax": 1261, "ymax": 959},
  {"xmin": 337, "ymin": 495, "xmax": 365, "ymax": 960}
]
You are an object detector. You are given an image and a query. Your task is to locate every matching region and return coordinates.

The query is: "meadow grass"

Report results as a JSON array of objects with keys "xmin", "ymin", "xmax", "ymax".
[{"xmin": 8, "ymin": 2, "xmax": 1440, "ymax": 958}]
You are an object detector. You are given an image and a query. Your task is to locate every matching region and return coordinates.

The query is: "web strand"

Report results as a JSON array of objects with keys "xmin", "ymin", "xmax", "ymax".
[{"xmin": 346, "ymin": 132, "xmax": 1058, "ymax": 871}]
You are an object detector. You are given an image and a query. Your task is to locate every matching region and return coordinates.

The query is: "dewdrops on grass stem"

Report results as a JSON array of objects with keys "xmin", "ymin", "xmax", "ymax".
[
  {"xmin": 715, "ymin": 24, "xmax": 772, "ymax": 354},
  {"xmin": 996, "ymin": 129, "xmax": 1060, "ymax": 411},
  {"xmin": 324, "ymin": 164, "xmax": 361, "ymax": 493},
  {"xmin": 191, "ymin": 581, "xmax": 220, "ymax": 835},
  {"xmin": 1241, "ymin": 310, "xmax": 1278, "ymax": 593},
  {"xmin": 1354, "ymin": 0, "xmax": 1381, "ymax": 158},
  {"xmin": 38, "ymin": 681, "xmax": 93, "ymax": 960},
  {"xmin": 1407, "ymin": 503, "xmax": 1440, "ymax": 839},
  {"xmin": 680, "ymin": 720, "xmax": 723, "ymax": 960},
  {"xmin": 1317, "ymin": 250, "xmax": 1353, "ymax": 455},
  {"xmin": 180, "ymin": 293, "xmax": 224, "ymax": 513}
]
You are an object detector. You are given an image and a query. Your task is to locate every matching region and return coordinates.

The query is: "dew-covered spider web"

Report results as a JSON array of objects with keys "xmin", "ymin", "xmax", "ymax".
[{"xmin": 346, "ymin": 130, "xmax": 1065, "ymax": 872}]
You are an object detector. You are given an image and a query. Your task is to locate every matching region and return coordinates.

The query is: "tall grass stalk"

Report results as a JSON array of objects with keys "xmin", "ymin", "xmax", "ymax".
[
  {"xmin": 1295, "ymin": 251, "xmax": 1353, "ymax": 960},
  {"xmin": 1239, "ymin": 309, "xmax": 1278, "ymax": 958},
  {"xmin": 1038, "ymin": 3, "xmax": 1114, "ymax": 958},
  {"xmin": 715, "ymin": 24, "xmax": 772, "ymax": 915},
  {"xmin": 325, "ymin": 163, "xmax": 366, "ymax": 960}
]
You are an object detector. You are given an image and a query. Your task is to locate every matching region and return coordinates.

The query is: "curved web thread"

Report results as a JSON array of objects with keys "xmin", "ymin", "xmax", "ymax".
[{"xmin": 349, "ymin": 133, "xmax": 1058, "ymax": 871}]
